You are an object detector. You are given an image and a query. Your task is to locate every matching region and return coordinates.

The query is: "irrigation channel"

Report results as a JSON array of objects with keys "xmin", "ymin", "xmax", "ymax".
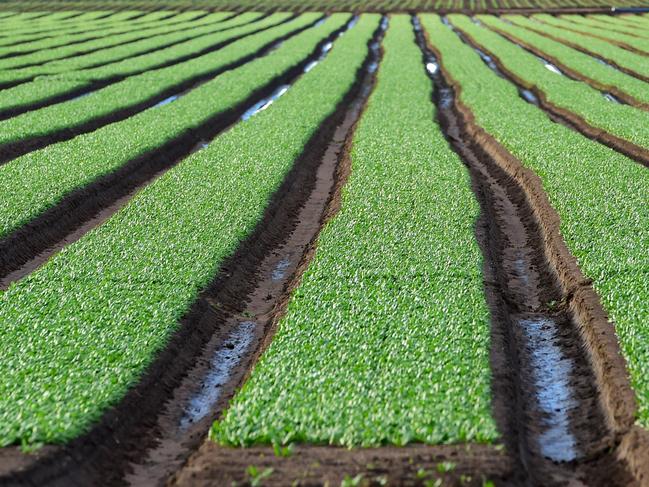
[{"xmin": 414, "ymin": 15, "xmax": 641, "ymax": 486}]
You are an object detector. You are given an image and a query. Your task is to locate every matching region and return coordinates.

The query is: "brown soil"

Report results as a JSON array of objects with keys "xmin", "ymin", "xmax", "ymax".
[
  {"xmin": 514, "ymin": 21, "xmax": 649, "ymax": 84},
  {"xmin": 0, "ymin": 19, "xmax": 388, "ymax": 487},
  {"xmin": 0, "ymin": 20, "xmax": 347, "ymax": 289},
  {"xmin": 419, "ymin": 17, "xmax": 647, "ymax": 486},
  {"xmin": 172, "ymin": 444, "xmax": 513, "ymax": 486},
  {"xmin": 482, "ymin": 22, "xmax": 649, "ymax": 111},
  {"xmin": 453, "ymin": 24, "xmax": 649, "ymax": 170},
  {"xmin": 0, "ymin": 13, "xmax": 292, "ymax": 124}
]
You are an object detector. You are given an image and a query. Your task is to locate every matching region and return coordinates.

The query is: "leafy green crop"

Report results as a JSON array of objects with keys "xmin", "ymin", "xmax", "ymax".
[
  {"xmin": 0, "ymin": 12, "xmax": 230, "ymax": 67},
  {"xmin": 477, "ymin": 15, "xmax": 649, "ymax": 106},
  {"xmin": 450, "ymin": 15, "xmax": 649, "ymax": 152},
  {"xmin": 507, "ymin": 15, "xmax": 649, "ymax": 80},
  {"xmin": 212, "ymin": 15, "xmax": 498, "ymax": 448},
  {"xmin": 536, "ymin": 14, "xmax": 649, "ymax": 55},
  {"xmin": 0, "ymin": 14, "xmax": 315, "ymax": 142},
  {"xmin": 422, "ymin": 13, "xmax": 649, "ymax": 427},
  {"xmin": 0, "ymin": 13, "xmax": 377, "ymax": 448},
  {"xmin": 0, "ymin": 13, "xmax": 345, "ymax": 240}
]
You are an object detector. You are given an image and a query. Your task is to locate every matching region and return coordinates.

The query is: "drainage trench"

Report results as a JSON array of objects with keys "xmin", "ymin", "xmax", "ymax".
[
  {"xmin": 0, "ymin": 16, "xmax": 358, "ymax": 290},
  {"xmin": 124, "ymin": 17, "xmax": 386, "ymax": 487},
  {"xmin": 414, "ymin": 15, "xmax": 632, "ymax": 486}
]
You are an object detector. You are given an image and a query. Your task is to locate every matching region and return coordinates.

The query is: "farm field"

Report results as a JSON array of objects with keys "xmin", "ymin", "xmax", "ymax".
[{"xmin": 0, "ymin": 5, "xmax": 647, "ymax": 487}]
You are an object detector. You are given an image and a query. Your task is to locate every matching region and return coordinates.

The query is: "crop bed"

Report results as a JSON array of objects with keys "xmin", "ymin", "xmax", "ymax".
[{"xmin": 0, "ymin": 7, "xmax": 647, "ymax": 487}]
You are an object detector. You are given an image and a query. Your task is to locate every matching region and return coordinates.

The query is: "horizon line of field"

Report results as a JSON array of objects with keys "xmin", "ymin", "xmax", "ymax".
[{"xmin": 0, "ymin": 0, "xmax": 649, "ymax": 14}]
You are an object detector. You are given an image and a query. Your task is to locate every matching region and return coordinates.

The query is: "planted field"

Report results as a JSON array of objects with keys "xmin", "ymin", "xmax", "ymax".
[{"xmin": 0, "ymin": 6, "xmax": 647, "ymax": 487}]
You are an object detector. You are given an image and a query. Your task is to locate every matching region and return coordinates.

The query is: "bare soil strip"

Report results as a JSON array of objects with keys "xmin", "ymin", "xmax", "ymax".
[
  {"xmin": 454, "ymin": 26, "xmax": 649, "ymax": 170},
  {"xmin": 482, "ymin": 22, "xmax": 649, "ymax": 111},
  {"xmin": 0, "ymin": 16, "xmax": 392, "ymax": 487},
  {"xmin": 173, "ymin": 445, "xmax": 512, "ymax": 486},
  {"xmin": 515, "ymin": 22, "xmax": 649, "ymax": 84},
  {"xmin": 0, "ymin": 18, "xmax": 349, "ymax": 290},
  {"xmin": 417, "ymin": 16, "xmax": 647, "ymax": 486},
  {"xmin": 0, "ymin": 16, "xmax": 320, "ymax": 161}
]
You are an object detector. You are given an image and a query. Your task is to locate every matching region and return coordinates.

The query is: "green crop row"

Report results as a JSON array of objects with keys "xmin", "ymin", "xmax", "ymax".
[
  {"xmin": 0, "ymin": 10, "xmax": 159, "ymax": 46},
  {"xmin": 0, "ymin": 15, "xmax": 316, "ymax": 145},
  {"xmin": 421, "ymin": 13, "xmax": 649, "ymax": 427},
  {"xmin": 538, "ymin": 14, "xmax": 649, "ymax": 55},
  {"xmin": 0, "ymin": 12, "xmax": 240, "ymax": 70},
  {"xmin": 0, "ymin": 13, "xmax": 274, "ymax": 108},
  {"xmin": 563, "ymin": 14, "xmax": 649, "ymax": 39},
  {"xmin": 508, "ymin": 15, "xmax": 649, "ymax": 80},
  {"xmin": 0, "ymin": 12, "xmax": 376, "ymax": 449},
  {"xmin": 449, "ymin": 15, "xmax": 649, "ymax": 153},
  {"xmin": 477, "ymin": 15, "xmax": 649, "ymax": 106},
  {"xmin": 0, "ymin": 14, "xmax": 347, "ymax": 241},
  {"xmin": 212, "ymin": 14, "xmax": 498, "ymax": 448},
  {"xmin": 0, "ymin": 12, "xmax": 273, "ymax": 89}
]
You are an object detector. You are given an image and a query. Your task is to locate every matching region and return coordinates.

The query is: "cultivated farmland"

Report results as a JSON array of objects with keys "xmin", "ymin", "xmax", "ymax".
[{"xmin": 0, "ymin": 4, "xmax": 647, "ymax": 487}]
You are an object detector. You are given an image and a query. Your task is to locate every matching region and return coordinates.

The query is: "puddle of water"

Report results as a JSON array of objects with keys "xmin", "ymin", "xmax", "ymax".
[
  {"xmin": 603, "ymin": 92, "xmax": 623, "ymax": 104},
  {"xmin": 502, "ymin": 18, "xmax": 514, "ymax": 25},
  {"xmin": 303, "ymin": 60, "xmax": 318, "ymax": 73},
  {"xmin": 321, "ymin": 41, "xmax": 333, "ymax": 54},
  {"xmin": 520, "ymin": 89, "xmax": 539, "ymax": 105},
  {"xmin": 241, "ymin": 84, "xmax": 290, "ymax": 121},
  {"xmin": 471, "ymin": 17, "xmax": 482, "ymax": 25},
  {"xmin": 72, "ymin": 91, "xmax": 93, "ymax": 101},
  {"xmin": 154, "ymin": 94, "xmax": 179, "ymax": 108},
  {"xmin": 348, "ymin": 15, "xmax": 359, "ymax": 28},
  {"xmin": 315, "ymin": 17, "xmax": 326, "ymax": 27},
  {"xmin": 426, "ymin": 61, "xmax": 438, "ymax": 75},
  {"xmin": 441, "ymin": 16, "xmax": 451, "ymax": 26},
  {"xmin": 594, "ymin": 56, "xmax": 614, "ymax": 69},
  {"xmin": 271, "ymin": 258, "xmax": 291, "ymax": 281},
  {"xmin": 190, "ymin": 140, "xmax": 210, "ymax": 153},
  {"xmin": 179, "ymin": 321, "xmax": 256, "ymax": 430},
  {"xmin": 519, "ymin": 316, "xmax": 579, "ymax": 463}
]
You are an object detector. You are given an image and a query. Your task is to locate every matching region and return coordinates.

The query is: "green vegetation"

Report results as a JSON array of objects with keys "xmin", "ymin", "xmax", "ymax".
[
  {"xmin": 421, "ymin": 13, "xmax": 649, "ymax": 426},
  {"xmin": 0, "ymin": 13, "xmax": 377, "ymax": 447},
  {"xmin": 0, "ymin": 13, "xmax": 344, "ymax": 240},
  {"xmin": 211, "ymin": 15, "xmax": 497, "ymax": 448},
  {"xmin": 507, "ymin": 15, "xmax": 649, "ymax": 80},
  {"xmin": 0, "ymin": 14, "xmax": 318, "ymax": 143},
  {"xmin": 536, "ymin": 14, "xmax": 649, "ymax": 55},
  {"xmin": 477, "ymin": 15, "xmax": 649, "ymax": 105},
  {"xmin": 0, "ymin": 12, "xmax": 225, "ymax": 64},
  {"xmin": 450, "ymin": 15, "xmax": 649, "ymax": 151}
]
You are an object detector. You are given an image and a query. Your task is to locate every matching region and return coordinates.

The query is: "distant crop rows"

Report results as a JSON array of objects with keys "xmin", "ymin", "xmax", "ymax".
[
  {"xmin": 0, "ymin": 9, "xmax": 647, "ymax": 454},
  {"xmin": 1, "ymin": 0, "xmax": 648, "ymax": 12}
]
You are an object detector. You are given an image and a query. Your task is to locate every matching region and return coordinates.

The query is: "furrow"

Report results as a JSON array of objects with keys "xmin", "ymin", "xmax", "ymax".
[{"xmin": 419, "ymin": 14, "xmax": 636, "ymax": 486}]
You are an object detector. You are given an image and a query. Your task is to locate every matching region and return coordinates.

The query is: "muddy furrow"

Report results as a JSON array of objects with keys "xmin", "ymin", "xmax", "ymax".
[
  {"xmin": 0, "ymin": 14, "xmax": 292, "ymax": 92},
  {"xmin": 514, "ymin": 22, "xmax": 649, "ymax": 84},
  {"xmin": 0, "ymin": 17, "xmax": 325, "ymax": 160},
  {"xmin": 480, "ymin": 22, "xmax": 649, "ymax": 111},
  {"xmin": 451, "ymin": 25, "xmax": 649, "ymax": 170},
  {"xmin": 0, "ymin": 16, "xmax": 385, "ymax": 487},
  {"xmin": 0, "ymin": 18, "xmax": 353, "ymax": 290},
  {"xmin": 415, "ymin": 15, "xmax": 641, "ymax": 486}
]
